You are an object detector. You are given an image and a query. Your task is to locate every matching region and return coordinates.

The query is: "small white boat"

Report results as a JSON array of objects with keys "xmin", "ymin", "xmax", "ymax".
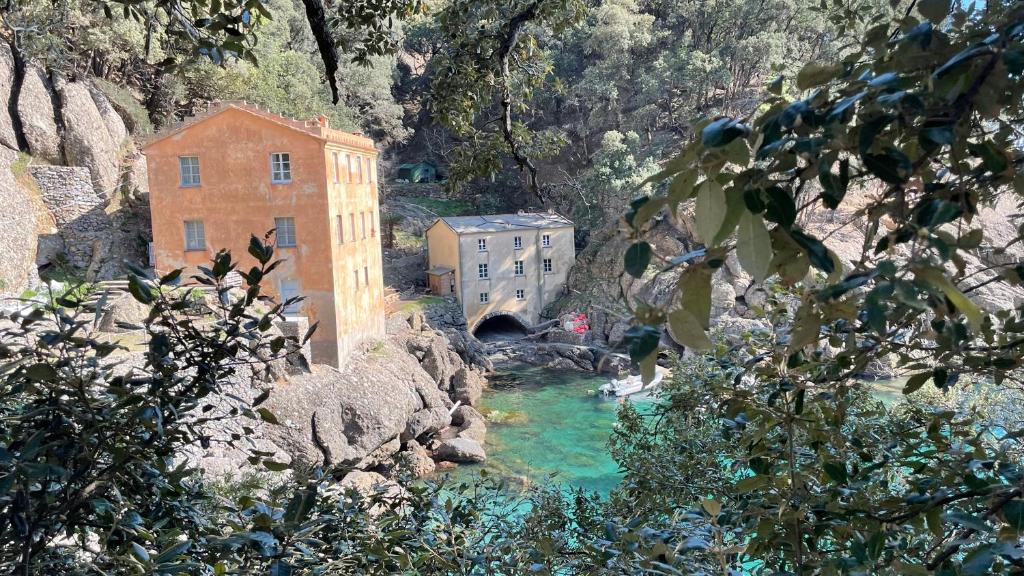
[{"xmin": 599, "ymin": 366, "xmax": 669, "ymax": 397}]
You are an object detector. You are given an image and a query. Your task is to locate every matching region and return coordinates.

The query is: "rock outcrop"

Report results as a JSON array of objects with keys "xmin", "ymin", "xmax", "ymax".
[
  {"xmin": 264, "ymin": 336, "xmax": 452, "ymax": 470},
  {"xmin": 0, "ymin": 148, "xmax": 43, "ymax": 297},
  {"xmin": 434, "ymin": 437, "xmax": 487, "ymax": 463},
  {"xmin": 0, "ymin": 44, "xmax": 18, "ymax": 151},
  {"xmin": 17, "ymin": 66, "xmax": 62, "ymax": 164},
  {"xmin": 60, "ymin": 81, "xmax": 126, "ymax": 195}
]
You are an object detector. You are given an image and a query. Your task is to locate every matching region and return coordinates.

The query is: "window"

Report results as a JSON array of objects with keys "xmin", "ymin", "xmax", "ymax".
[
  {"xmin": 347, "ymin": 154, "xmax": 355, "ymax": 183},
  {"xmin": 279, "ymin": 279, "xmax": 301, "ymax": 314},
  {"xmin": 275, "ymin": 217, "xmax": 296, "ymax": 247},
  {"xmin": 350, "ymin": 213, "xmax": 356, "ymax": 242},
  {"xmin": 270, "ymin": 153, "xmax": 292, "ymax": 183},
  {"xmin": 336, "ymin": 215, "xmax": 344, "ymax": 244},
  {"xmin": 478, "ymin": 238, "xmax": 487, "ymax": 251},
  {"xmin": 361, "ymin": 212, "xmax": 367, "ymax": 239},
  {"xmin": 184, "ymin": 220, "xmax": 205, "ymax": 251},
  {"xmin": 514, "ymin": 260, "xmax": 524, "ymax": 276},
  {"xmin": 514, "ymin": 236, "xmax": 522, "ymax": 250},
  {"xmin": 542, "ymin": 234, "xmax": 551, "ymax": 247},
  {"xmin": 478, "ymin": 263, "xmax": 488, "ymax": 279},
  {"xmin": 354, "ymin": 269, "xmax": 360, "ymax": 289},
  {"xmin": 366, "ymin": 157, "xmax": 375, "ymax": 183},
  {"xmin": 355, "ymin": 155, "xmax": 363, "ymax": 183},
  {"xmin": 364, "ymin": 266, "xmax": 369, "ymax": 285},
  {"xmin": 543, "ymin": 258, "xmax": 553, "ymax": 273},
  {"xmin": 332, "ymin": 152, "xmax": 340, "ymax": 183},
  {"xmin": 179, "ymin": 156, "xmax": 200, "ymax": 187},
  {"xmin": 516, "ymin": 289, "xmax": 525, "ymax": 300},
  {"xmin": 479, "ymin": 292, "xmax": 489, "ymax": 304},
  {"xmin": 342, "ymin": 153, "xmax": 350, "ymax": 182}
]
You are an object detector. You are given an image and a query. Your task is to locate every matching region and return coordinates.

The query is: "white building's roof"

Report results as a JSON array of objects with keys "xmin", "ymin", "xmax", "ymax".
[{"xmin": 438, "ymin": 212, "xmax": 573, "ymax": 234}]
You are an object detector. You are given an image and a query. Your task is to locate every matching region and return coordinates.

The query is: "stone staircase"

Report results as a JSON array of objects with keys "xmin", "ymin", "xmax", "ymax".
[{"xmin": 80, "ymin": 279, "xmax": 131, "ymax": 310}]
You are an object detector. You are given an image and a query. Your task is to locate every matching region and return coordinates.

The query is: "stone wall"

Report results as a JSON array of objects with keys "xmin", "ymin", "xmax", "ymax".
[
  {"xmin": 27, "ymin": 165, "xmax": 150, "ymax": 279},
  {"xmin": 29, "ymin": 166, "xmax": 109, "ymax": 272}
]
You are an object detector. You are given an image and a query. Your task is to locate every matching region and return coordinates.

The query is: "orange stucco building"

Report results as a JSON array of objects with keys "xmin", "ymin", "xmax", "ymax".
[{"xmin": 143, "ymin": 101, "xmax": 385, "ymax": 368}]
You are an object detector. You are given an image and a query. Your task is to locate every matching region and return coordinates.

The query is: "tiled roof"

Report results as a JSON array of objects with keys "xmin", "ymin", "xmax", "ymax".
[
  {"xmin": 438, "ymin": 212, "xmax": 574, "ymax": 233},
  {"xmin": 141, "ymin": 100, "xmax": 376, "ymax": 151}
]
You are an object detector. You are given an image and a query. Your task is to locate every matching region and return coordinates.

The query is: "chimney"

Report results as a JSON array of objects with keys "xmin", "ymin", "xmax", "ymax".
[{"xmin": 318, "ymin": 115, "xmax": 329, "ymax": 128}]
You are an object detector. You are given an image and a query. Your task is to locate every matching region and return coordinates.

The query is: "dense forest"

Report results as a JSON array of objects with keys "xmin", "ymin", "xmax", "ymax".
[{"xmin": 5, "ymin": 0, "xmax": 1024, "ymax": 574}]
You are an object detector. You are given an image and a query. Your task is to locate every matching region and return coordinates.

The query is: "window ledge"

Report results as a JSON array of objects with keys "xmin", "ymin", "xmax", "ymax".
[
  {"xmin": 179, "ymin": 184, "xmax": 201, "ymax": 189},
  {"xmin": 184, "ymin": 248, "xmax": 206, "ymax": 252},
  {"xmin": 277, "ymin": 244, "xmax": 297, "ymax": 249}
]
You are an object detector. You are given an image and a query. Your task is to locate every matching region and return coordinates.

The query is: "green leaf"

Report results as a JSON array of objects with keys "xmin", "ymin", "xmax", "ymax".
[
  {"xmin": 796, "ymin": 61, "xmax": 842, "ymax": 90},
  {"xmin": 678, "ymin": 265, "xmax": 713, "ymax": 329},
  {"xmin": 918, "ymin": 0, "xmax": 951, "ymax": 24},
  {"xmin": 961, "ymin": 545, "xmax": 994, "ymax": 576},
  {"xmin": 712, "ymin": 189, "xmax": 745, "ymax": 245},
  {"xmin": 128, "ymin": 274, "xmax": 154, "ymax": 305},
  {"xmin": 694, "ymin": 181, "xmax": 727, "ymax": 245},
  {"xmin": 639, "ymin": 353, "xmax": 658, "ymax": 384},
  {"xmin": 256, "ymin": 407, "xmax": 280, "ymax": 425},
  {"xmin": 903, "ymin": 372, "xmax": 930, "ymax": 394},
  {"xmin": 862, "ymin": 148, "xmax": 912, "ymax": 184},
  {"xmin": 155, "ymin": 541, "xmax": 193, "ymax": 564},
  {"xmin": 788, "ymin": 301, "xmax": 822, "ymax": 352},
  {"xmin": 788, "ymin": 230, "xmax": 835, "ymax": 274},
  {"xmin": 701, "ymin": 117, "xmax": 750, "ymax": 148},
  {"xmin": 823, "ymin": 461, "xmax": 848, "ymax": 484},
  {"xmin": 1002, "ymin": 499, "xmax": 1024, "ymax": 531},
  {"xmin": 625, "ymin": 325, "xmax": 661, "ymax": 363},
  {"xmin": 667, "ymin": 307, "xmax": 712, "ymax": 351},
  {"xmin": 913, "ymin": 266, "xmax": 983, "ymax": 328},
  {"xmin": 624, "ymin": 242, "xmax": 653, "ymax": 278},
  {"xmin": 736, "ymin": 211, "xmax": 772, "ymax": 283},
  {"xmin": 763, "ymin": 187, "xmax": 796, "ymax": 228},
  {"xmin": 667, "ymin": 171, "xmax": 699, "ymax": 215},
  {"xmin": 131, "ymin": 542, "xmax": 150, "ymax": 563}
]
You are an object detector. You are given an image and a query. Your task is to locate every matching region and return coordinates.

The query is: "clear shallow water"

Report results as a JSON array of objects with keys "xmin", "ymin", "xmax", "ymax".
[
  {"xmin": 446, "ymin": 368, "xmax": 907, "ymax": 495},
  {"xmin": 449, "ymin": 365, "xmax": 648, "ymax": 494}
]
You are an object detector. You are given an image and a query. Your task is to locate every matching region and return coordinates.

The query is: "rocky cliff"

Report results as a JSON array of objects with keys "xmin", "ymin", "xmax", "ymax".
[
  {"xmin": 552, "ymin": 187, "xmax": 1024, "ymax": 356},
  {"xmin": 0, "ymin": 41, "xmax": 150, "ymax": 297},
  {"xmin": 193, "ymin": 307, "xmax": 491, "ymax": 480}
]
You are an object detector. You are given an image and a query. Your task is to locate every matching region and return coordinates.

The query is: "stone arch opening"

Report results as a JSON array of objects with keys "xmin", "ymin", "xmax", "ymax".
[{"xmin": 472, "ymin": 312, "xmax": 530, "ymax": 342}]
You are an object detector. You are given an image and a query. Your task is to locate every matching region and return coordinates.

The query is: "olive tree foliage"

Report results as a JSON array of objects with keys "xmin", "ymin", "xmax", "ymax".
[
  {"xmin": 615, "ymin": 0, "xmax": 1024, "ymax": 572},
  {"xmin": 429, "ymin": 0, "xmax": 587, "ymax": 197}
]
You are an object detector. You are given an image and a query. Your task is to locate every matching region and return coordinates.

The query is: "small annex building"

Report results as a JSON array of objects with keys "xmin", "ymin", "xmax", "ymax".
[
  {"xmin": 396, "ymin": 161, "xmax": 438, "ymax": 183},
  {"xmin": 425, "ymin": 212, "xmax": 575, "ymax": 332}
]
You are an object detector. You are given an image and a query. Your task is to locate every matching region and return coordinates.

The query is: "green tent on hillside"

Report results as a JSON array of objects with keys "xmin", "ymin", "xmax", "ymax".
[{"xmin": 397, "ymin": 161, "xmax": 438, "ymax": 183}]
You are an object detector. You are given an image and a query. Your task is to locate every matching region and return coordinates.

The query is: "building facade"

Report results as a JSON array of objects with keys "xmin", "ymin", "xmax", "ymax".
[
  {"xmin": 425, "ymin": 213, "xmax": 575, "ymax": 330},
  {"xmin": 144, "ymin": 101, "xmax": 385, "ymax": 368}
]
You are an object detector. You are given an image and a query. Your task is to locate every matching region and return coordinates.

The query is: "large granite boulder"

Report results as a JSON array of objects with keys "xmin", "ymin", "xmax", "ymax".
[
  {"xmin": 18, "ymin": 67, "xmax": 62, "ymax": 164},
  {"xmin": 407, "ymin": 331, "xmax": 463, "ymax": 390},
  {"xmin": 88, "ymin": 87, "xmax": 129, "ymax": 148},
  {"xmin": 0, "ymin": 147, "xmax": 40, "ymax": 297},
  {"xmin": 0, "ymin": 44, "xmax": 17, "ymax": 151},
  {"xmin": 97, "ymin": 292, "xmax": 150, "ymax": 332},
  {"xmin": 60, "ymin": 81, "xmax": 123, "ymax": 195},
  {"xmin": 264, "ymin": 337, "xmax": 452, "ymax": 469},
  {"xmin": 397, "ymin": 440, "xmax": 436, "ymax": 478},
  {"xmin": 451, "ymin": 365, "xmax": 485, "ymax": 406},
  {"xmin": 435, "ymin": 437, "xmax": 486, "ymax": 463},
  {"xmin": 453, "ymin": 406, "xmax": 487, "ymax": 444}
]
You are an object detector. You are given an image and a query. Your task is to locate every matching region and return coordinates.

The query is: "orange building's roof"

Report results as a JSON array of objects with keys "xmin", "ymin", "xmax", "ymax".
[{"xmin": 141, "ymin": 100, "xmax": 376, "ymax": 151}]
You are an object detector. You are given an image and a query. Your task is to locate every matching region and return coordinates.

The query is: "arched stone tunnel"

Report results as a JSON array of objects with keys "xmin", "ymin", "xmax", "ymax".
[{"xmin": 472, "ymin": 312, "xmax": 531, "ymax": 343}]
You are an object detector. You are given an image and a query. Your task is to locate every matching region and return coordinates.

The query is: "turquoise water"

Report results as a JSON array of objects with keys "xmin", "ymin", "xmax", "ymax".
[{"xmin": 449, "ymin": 365, "xmax": 649, "ymax": 494}]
